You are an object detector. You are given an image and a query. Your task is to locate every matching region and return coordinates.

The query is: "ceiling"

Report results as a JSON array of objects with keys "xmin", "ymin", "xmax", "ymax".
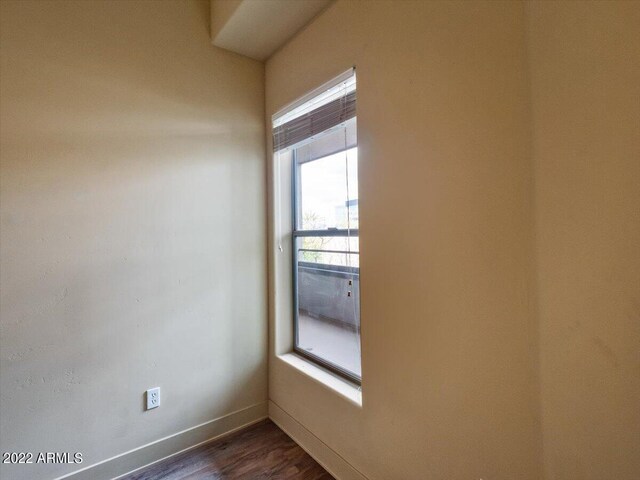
[{"xmin": 210, "ymin": 0, "xmax": 333, "ymax": 61}]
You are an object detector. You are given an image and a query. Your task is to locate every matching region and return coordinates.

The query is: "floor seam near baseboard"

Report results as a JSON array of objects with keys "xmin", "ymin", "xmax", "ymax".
[
  {"xmin": 268, "ymin": 399, "xmax": 369, "ymax": 480},
  {"xmin": 112, "ymin": 415, "xmax": 268, "ymax": 480},
  {"xmin": 54, "ymin": 401, "xmax": 268, "ymax": 480}
]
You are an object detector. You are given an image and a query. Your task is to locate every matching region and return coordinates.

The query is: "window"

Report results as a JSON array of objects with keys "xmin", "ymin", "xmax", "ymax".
[{"xmin": 273, "ymin": 70, "xmax": 361, "ymax": 384}]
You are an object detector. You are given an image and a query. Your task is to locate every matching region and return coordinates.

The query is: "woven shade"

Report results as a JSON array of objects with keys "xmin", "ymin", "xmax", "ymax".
[{"xmin": 273, "ymin": 91, "xmax": 356, "ymax": 152}]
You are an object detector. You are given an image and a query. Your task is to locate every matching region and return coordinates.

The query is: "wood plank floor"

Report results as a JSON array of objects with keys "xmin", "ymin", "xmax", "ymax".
[{"xmin": 120, "ymin": 419, "xmax": 334, "ymax": 480}]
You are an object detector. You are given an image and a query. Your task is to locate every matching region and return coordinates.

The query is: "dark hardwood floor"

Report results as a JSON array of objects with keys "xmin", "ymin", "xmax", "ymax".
[{"xmin": 120, "ymin": 419, "xmax": 334, "ymax": 480}]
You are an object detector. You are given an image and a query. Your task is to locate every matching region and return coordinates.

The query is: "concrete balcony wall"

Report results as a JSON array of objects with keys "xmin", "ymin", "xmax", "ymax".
[{"xmin": 298, "ymin": 262, "xmax": 360, "ymax": 330}]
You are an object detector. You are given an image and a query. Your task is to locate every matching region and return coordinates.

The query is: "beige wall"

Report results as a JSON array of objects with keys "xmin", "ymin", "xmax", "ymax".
[
  {"xmin": 527, "ymin": 2, "xmax": 640, "ymax": 479},
  {"xmin": 0, "ymin": 1, "xmax": 266, "ymax": 479},
  {"xmin": 267, "ymin": 1, "xmax": 541, "ymax": 479},
  {"xmin": 266, "ymin": 1, "xmax": 640, "ymax": 479},
  {"xmin": 2, "ymin": 1, "xmax": 638, "ymax": 479}
]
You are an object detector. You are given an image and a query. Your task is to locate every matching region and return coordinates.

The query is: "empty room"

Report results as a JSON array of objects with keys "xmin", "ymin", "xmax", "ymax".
[{"xmin": 1, "ymin": 1, "xmax": 638, "ymax": 479}]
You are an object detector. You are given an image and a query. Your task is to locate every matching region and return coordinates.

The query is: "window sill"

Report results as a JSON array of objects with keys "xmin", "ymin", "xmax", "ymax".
[{"xmin": 277, "ymin": 353, "xmax": 363, "ymax": 407}]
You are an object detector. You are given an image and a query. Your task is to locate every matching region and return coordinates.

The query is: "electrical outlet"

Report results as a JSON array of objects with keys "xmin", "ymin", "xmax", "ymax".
[{"xmin": 146, "ymin": 387, "xmax": 160, "ymax": 410}]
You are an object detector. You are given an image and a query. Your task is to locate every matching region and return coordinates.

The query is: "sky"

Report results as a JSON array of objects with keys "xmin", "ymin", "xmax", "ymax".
[{"xmin": 299, "ymin": 147, "xmax": 358, "ymax": 230}]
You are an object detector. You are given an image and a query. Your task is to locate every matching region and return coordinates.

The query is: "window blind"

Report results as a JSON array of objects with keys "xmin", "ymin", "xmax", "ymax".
[{"xmin": 272, "ymin": 69, "xmax": 356, "ymax": 152}]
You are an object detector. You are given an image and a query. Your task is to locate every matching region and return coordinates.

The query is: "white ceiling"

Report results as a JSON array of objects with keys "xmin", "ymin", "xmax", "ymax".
[{"xmin": 210, "ymin": 0, "xmax": 333, "ymax": 61}]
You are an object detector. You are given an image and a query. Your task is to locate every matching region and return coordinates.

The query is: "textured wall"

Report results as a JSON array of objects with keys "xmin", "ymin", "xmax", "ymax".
[
  {"xmin": 528, "ymin": 2, "xmax": 640, "ymax": 479},
  {"xmin": 0, "ymin": 1, "xmax": 266, "ymax": 479}
]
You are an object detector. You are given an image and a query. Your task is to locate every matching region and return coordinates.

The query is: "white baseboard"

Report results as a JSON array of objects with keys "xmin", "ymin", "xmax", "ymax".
[
  {"xmin": 55, "ymin": 400, "xmax": 365, "ymax": 480},
  {"xmin": 56, "ymin": 401, "xmax": 268, "ymax": 480},
  {"xmin": 268, "ymin": 400, "xmax": 368, "ymax": 480}
]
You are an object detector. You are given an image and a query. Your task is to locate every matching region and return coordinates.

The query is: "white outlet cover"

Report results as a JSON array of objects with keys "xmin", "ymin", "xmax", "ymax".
[{"xmin": 146, "ymin": 387, "xmax": 160, "ymax": 410}]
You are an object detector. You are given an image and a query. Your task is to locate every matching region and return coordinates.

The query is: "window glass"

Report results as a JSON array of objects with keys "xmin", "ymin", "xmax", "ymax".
[
  {"xmin": 294, "ymin": 141, "xmax": 361, "ymax": 381},
  {"xmin": 295, "ymin": 236, "xmax": 361, "ymax": 378},
  {"xmin": 298, "ymin": 148, "xmax": 359, "ymax": 231}
]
